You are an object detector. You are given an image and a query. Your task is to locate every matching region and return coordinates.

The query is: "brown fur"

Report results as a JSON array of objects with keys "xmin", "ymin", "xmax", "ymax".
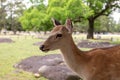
[{"xmin": 40, "ymin": 19, "xmax": 120, "ymax": 80}]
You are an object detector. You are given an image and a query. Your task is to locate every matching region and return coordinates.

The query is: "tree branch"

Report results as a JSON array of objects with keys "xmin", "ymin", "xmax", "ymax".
[
  {"xmin": 93, "ymin": 1, "xmax": 120, "ymax": 20},
  {"xmin": 73, "ymin": 16, "xmax": 85, "ymax": 23},
  {"xmin": 93, "ymin": 3, "xmax": 110, "ymax": 20},
  {"xmin": 102, "ymin": 10, "xmax": 113, "ymax": 16}
]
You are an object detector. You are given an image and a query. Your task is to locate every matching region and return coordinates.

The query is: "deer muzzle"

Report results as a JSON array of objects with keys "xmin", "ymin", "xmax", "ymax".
[{"xmin": 39, "ymin": 45, "xmax": 50, "ymax": 52}]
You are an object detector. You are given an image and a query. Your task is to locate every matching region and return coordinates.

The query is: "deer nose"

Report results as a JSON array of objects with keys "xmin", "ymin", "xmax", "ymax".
[{"xmin": 40, "ymin": 45, "xmax": 44, "ymax": 51}]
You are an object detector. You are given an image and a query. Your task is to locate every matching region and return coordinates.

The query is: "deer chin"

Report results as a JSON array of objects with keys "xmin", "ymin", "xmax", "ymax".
[{"xmin": 41, "ymin": 49, "xmax": 50, "ymax": 52}]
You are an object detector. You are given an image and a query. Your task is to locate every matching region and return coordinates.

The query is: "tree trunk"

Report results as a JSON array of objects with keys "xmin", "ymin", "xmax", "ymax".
[
  {"xmin": 13, "ymin": 29, "xmax": 16, "ymax": 35},
  {"xmin": 87, "ymin": 18, "xmax": 94, "ymax": 39},
  {"xmin": 44, "ymin": 31, "xmax": 47, "ymax": 35}
]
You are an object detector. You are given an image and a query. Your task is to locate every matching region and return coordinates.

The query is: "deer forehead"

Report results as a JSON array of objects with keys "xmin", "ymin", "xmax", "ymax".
[{"xmin": 51, "ymin": 25, "xmax": 65, "ymax": 33}]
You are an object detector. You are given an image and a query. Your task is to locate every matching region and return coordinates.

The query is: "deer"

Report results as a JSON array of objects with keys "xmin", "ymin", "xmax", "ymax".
[{"xmin": 40, "ymin": 18, "xmax": 120, "ymax": 80}]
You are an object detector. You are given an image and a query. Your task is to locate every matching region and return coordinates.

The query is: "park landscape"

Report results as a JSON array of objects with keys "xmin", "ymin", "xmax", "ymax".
[
  {"xmin": 0, "ymin": 32, "xmax": 120, "ymax": 80},
  {"xmin": 0, "ymin": 0, "xmax": 120, "ymax": 80}
]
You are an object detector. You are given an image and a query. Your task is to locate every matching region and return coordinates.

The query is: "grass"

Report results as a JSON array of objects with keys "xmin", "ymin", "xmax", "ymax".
[
  {"xmin": 0, "ymin": 34, "xmax": 120, "ymax": 80},
  {"xmin": 0, "ymin": 35, "xmax": 59, "ymax": 80},
  {"xmin": 111, "ymin": 41, "xmax": 120, "ymax": 45}
]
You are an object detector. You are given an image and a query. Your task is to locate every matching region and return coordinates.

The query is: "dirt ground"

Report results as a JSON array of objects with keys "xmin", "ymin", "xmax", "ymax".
[
  {"xmin": 0, "ymin": 38, "xmax": 14, "ymax": 43},
  {"xmin": 33, "ymin": 40, "xmax": 116, "ymax": 48},
  {"xmin": 14, "ymin": 54, "xmax": 81, "ymax": 80},
  {"xmin": 77, "ymin": 40, "xmax": 116, "ymax": 48}
]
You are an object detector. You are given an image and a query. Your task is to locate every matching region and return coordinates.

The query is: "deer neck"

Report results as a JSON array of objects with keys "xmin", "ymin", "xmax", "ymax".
[{"xmin": 60, "ymin": 36, "xmax": 89, "ymax": 71}]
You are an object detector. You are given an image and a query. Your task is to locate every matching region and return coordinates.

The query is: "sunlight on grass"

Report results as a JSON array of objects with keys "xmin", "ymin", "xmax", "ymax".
[{"xmin": 0, "ymin": 35, "xmax": 59, "ymax": 80}]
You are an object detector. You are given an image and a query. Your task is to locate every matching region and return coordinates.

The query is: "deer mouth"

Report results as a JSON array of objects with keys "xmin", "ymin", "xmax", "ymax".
[
  {"xmin": 40, "ymin": 45, "xmax": 50, "ymax": 52},
  {"xmin": 41, "ymin": 49, "xmax": 50, "ymax": 52}
]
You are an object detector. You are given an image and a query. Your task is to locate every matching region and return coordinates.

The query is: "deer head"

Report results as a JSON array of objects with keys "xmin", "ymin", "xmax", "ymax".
[{"xmin": 40, "ymin": 18, "xmax": 73, "ymax": 52}]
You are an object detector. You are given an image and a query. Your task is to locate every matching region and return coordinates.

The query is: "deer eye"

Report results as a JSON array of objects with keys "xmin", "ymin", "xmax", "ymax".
[{"xmin": 56, "ymin": 34, "xmax": 62, "ymax": 38}]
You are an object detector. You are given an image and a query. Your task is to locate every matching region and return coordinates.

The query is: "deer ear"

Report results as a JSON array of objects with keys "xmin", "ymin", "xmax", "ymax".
[
  {"xmin": 65, "ymin": 19, "xmax": 73, "ymax": 34},
  {"xmin": 51, "ymin": 18, "xmax": 61, "ymax": 27}
]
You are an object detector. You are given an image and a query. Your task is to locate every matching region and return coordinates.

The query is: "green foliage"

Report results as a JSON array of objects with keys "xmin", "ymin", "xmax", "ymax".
[
  {"xmin": 74, "ymin": 20, "xmax": 88, "ymax": 32},
  {"xmin": 0, "ymin": 0, "xmax": 26, "ymax": 33},
  {"xmin": 0, "ymin": 0, "xmax": 7, "ymax": 29},
  {"xmin": 47, "ymin": 0, "xmax": 94, "ymax": 20},
  {"xmin": 19, "ymin": 7, "xmax": 44, "ymax": 31},
  {"xmin": 19, "ymin": 0, "xmax": 50, "ymax": 32},
  {"xmin": 94, "ymin": 16, "xmax": 117, "ymax": 32},
  {"xmin": 19, "ymin": 0, "xmax": 93, "ymax": 31},
  {"xmin": 19, "ymin": 0, "xmax": 120, "ymax": 36},
  {"xmin": 114, "ymin": 19, "xmax": 120, "ymax": 32}
]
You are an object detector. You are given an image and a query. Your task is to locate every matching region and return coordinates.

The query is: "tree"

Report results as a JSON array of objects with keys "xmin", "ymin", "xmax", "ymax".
[
  {"xmin": 19, "ymin": 2, "xmax": 48, "ymax": 32},
  {"xmin": 19, "ymin": 0, "xmax": 120, "ymax": 36},
  {"xmin": 6, "ymin": 0, "xmax": 26, "ymax": 34},
  {"xmin": 46, "ymin": 0, "xmax": 120, "ymax": 39},
  {"xmin": 19, "ymin": 8, "xmax": 41, "ymax": 30},
  {"xmin": 94, "ymin": 16, "xmax": 116, "ymax": 33},
  {"xmin": 0, "ymin": 0, "xmax": 7, "ymax": 30},
  {"xmin": 84, "ymin": 0, "xmax": 120, "ymax": 38},
  {"xmin": 74, "ymin": 20, "xmax": 88, "ymax": 33},
  {"xmin": 115, "ymin": 18, "xmax": 120, "ymax": 32}
]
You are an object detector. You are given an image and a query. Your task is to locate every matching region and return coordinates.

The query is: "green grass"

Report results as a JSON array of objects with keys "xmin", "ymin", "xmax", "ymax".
[
  {"xmin": 111, "ymin": 41, "xmax": 120, "ymax": 44},
  {"xmin": 0, "ymin": 35, "xmax": 59, "ymax": 80},
  {"xmin": 0, "ymin": 34, "xmax": 120, "ymax": 80}
]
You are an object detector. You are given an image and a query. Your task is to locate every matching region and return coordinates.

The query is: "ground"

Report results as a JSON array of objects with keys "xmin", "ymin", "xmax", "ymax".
[
  {"xmin": 14, "ymin": 54, "xmax": 81, "ymax": 80},
  {"xmin": 0, "ymin": 34, "xmax": 120, "ymax": 80},
  {"xmin": 0, "ymin": 38, "xmax": 14, "ymax": 43},
  {"xmin": 14, "ymin": 38, "xmax": 116, "ymax": 80},
  {"xmin": 0, "ymin": 35, "xmax": 49, "ymax": 80}
]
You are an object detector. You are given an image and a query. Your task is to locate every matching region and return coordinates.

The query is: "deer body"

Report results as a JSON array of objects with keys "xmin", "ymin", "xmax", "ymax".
[
  {"xmin": 60, "ymin": 35, "xmax": 90, "ymax": 80},
  {"xmin": 40, "ymin": 19, "xmax": 120, "ymax": 80}
]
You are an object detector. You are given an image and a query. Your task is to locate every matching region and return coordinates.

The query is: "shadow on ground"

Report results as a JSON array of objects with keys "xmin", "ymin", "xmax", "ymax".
[
  {"xmin": 0, "ymin": 38, "xmax": 14, "ymax": 43},
  {"xmin": 14, "ymin": 54, "xmax": 81, "ymax": 80},
  {"xmin": 14, "ymin": 40, "xmax": 117, "ymax": 80}
]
